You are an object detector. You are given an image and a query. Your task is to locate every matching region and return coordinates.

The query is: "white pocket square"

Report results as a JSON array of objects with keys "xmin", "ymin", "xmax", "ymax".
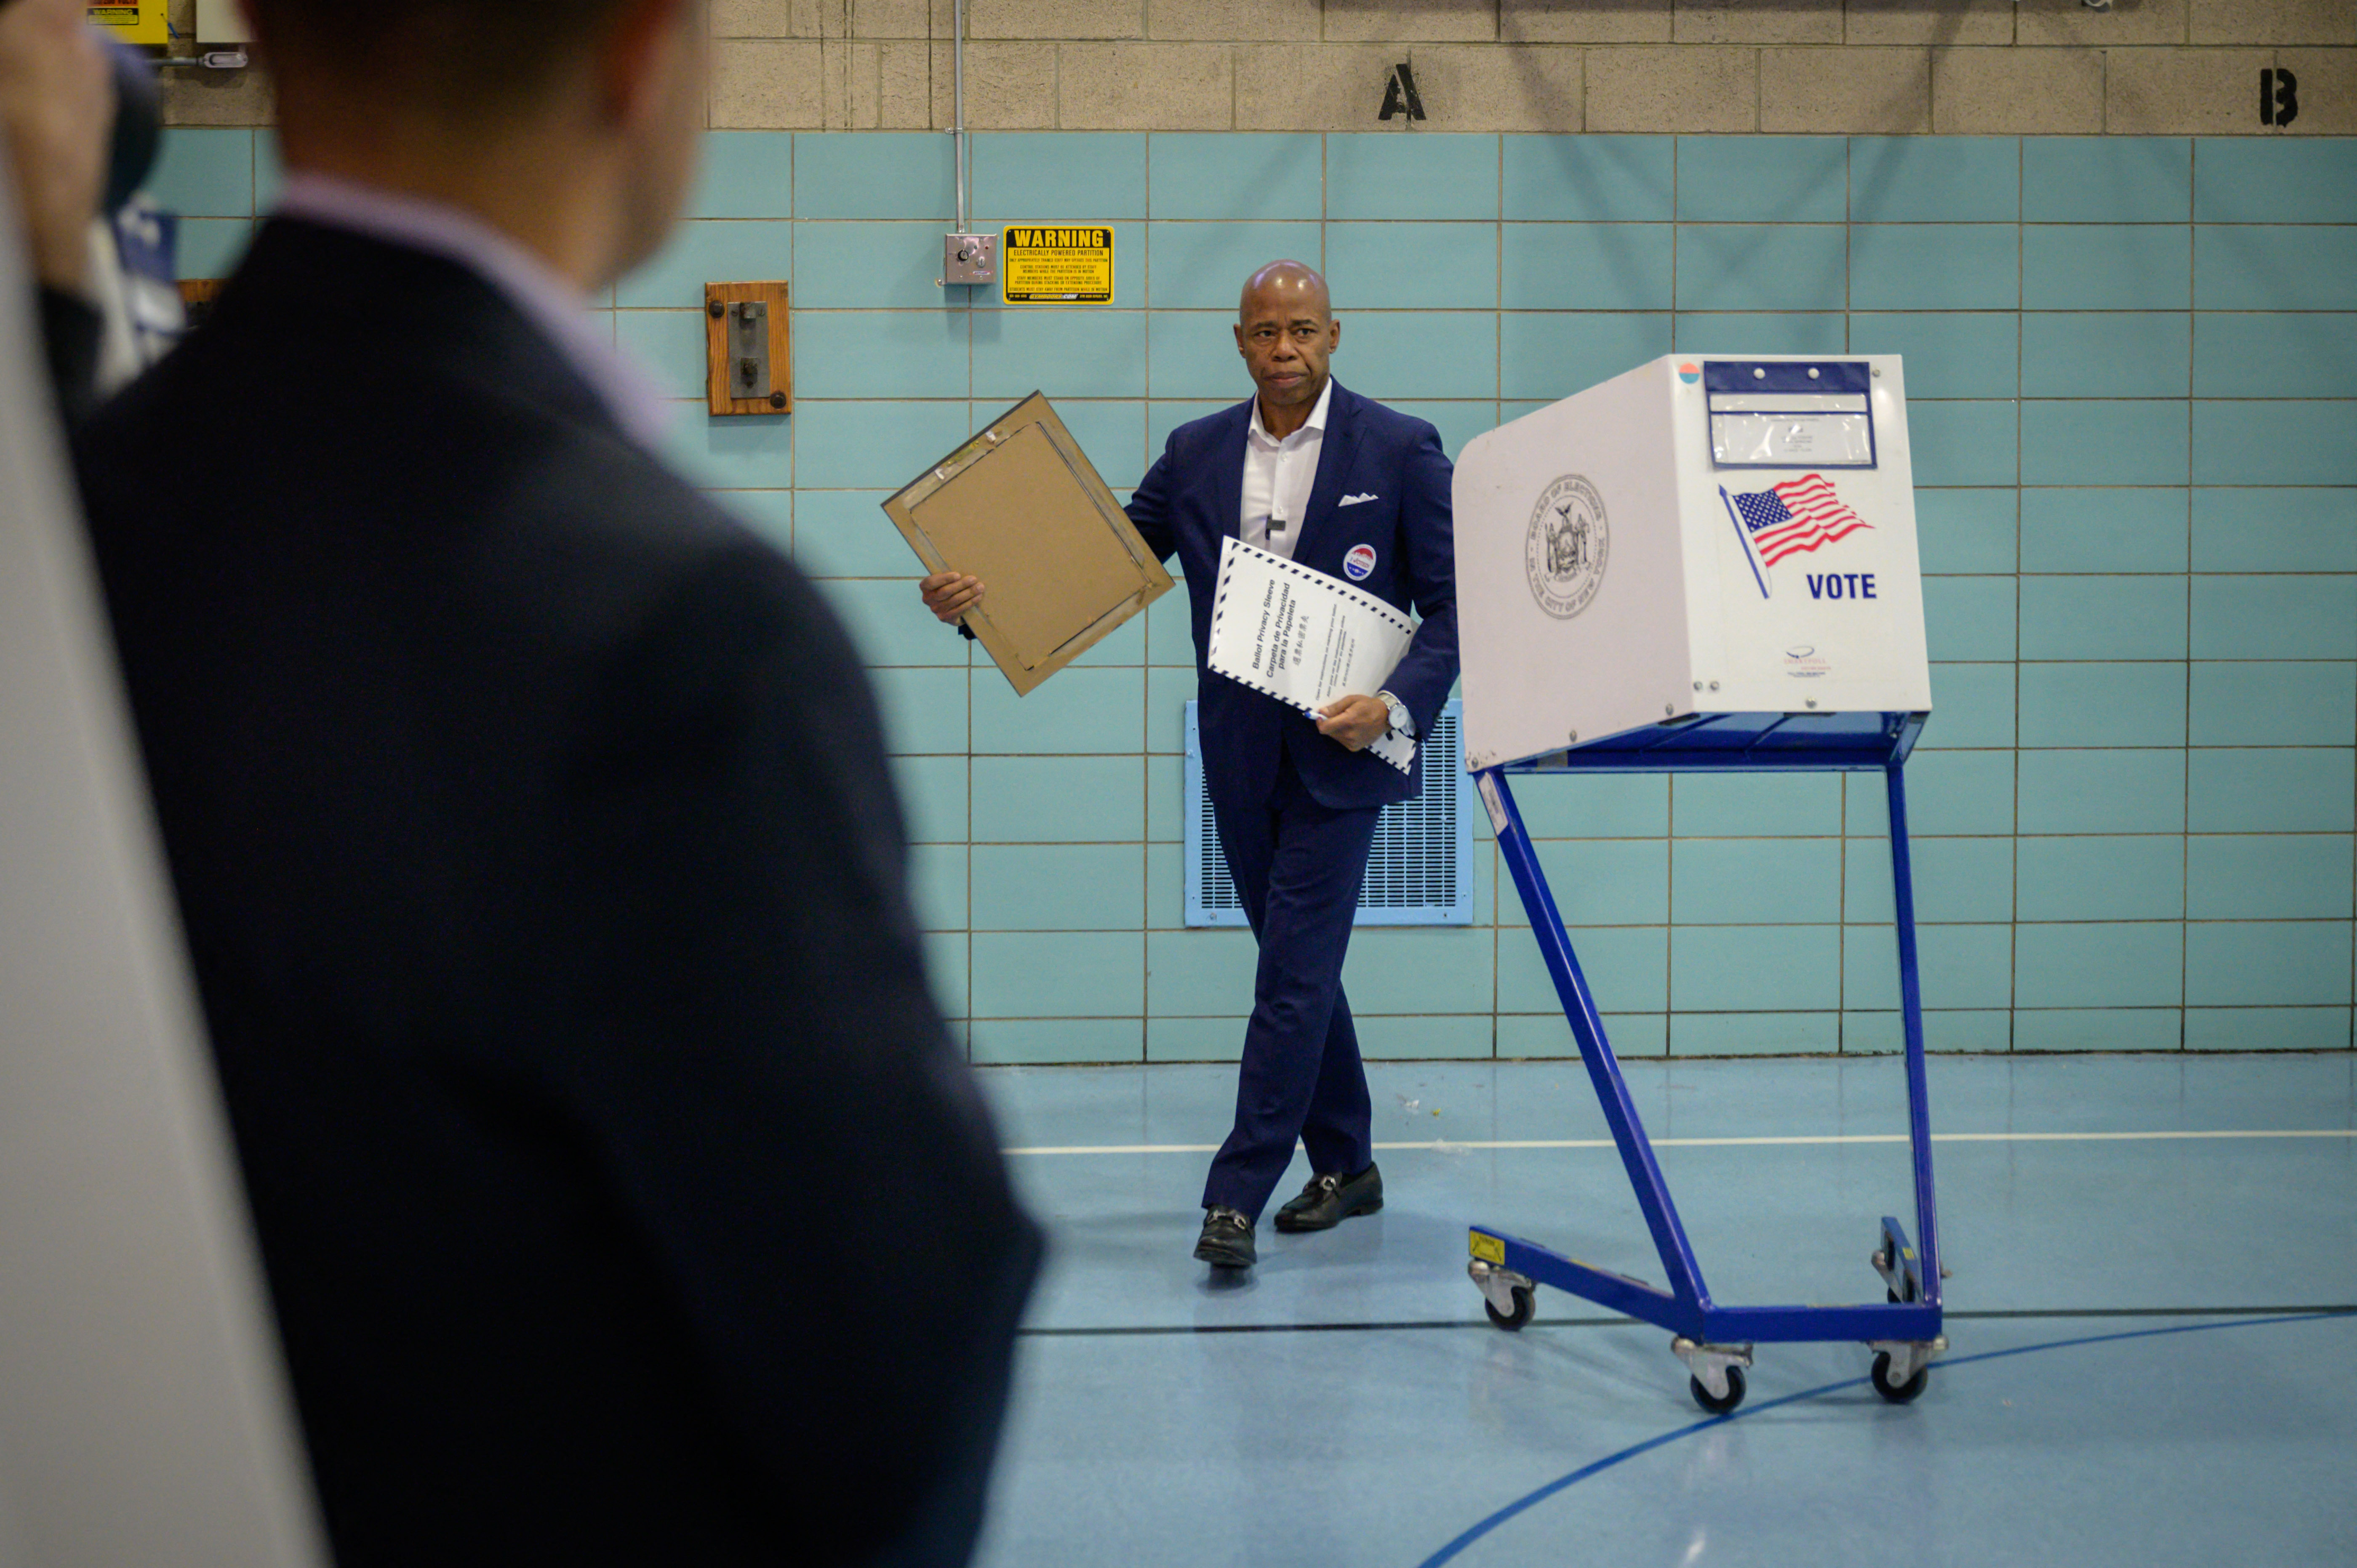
[{"xmin": 1338, "ymin": 492, "xmax": 1379, "ymax": 507}]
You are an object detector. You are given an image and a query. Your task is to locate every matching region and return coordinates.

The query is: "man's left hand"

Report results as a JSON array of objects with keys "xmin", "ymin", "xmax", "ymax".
[{"xmin": 1315, "ymin": 694, "xmax": 1390, "ymax": 752}]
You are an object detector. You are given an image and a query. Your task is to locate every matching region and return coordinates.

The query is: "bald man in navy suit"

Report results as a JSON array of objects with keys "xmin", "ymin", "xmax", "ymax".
[{"xmin": 925, "ymin": 262, "xmax": 1458, "ymax": 1269}]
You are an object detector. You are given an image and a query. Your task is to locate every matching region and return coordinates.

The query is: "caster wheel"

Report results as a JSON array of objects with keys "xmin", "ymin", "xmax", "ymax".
[
  {"xmin": 1484, "ymin": 1286, "xmax": 1534, "ymax": 1331},
  {"xmin": 1870, "ymin": 1352, "xmax": 1928, "ymax": 1403},
  {"xmin": 1689, "ymin": 1365, "xmax": 1746, "ymax": 1415}
]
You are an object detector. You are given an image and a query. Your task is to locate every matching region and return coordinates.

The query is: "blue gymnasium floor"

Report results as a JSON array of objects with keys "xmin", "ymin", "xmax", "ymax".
[{"xmin": 966, "ymin": 1054, "xmax": 2357, "ymax": 1567}]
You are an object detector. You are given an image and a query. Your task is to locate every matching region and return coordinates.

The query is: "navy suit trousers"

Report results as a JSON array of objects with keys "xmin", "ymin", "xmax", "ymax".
[{"xmin": 1200, "ymin": 751, "xmax": 1381, "ymax": 1219}]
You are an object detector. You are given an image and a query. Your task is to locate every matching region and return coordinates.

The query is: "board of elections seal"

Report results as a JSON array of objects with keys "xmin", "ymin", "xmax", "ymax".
[{"xmin": 1525, "ymin": 475, "xmax": 1608, "ymax": 620}]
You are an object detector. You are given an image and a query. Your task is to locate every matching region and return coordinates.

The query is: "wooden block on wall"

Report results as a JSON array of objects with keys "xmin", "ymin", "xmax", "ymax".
[
  {"xmin": 177, "ymin": 279, "xmax": 227, "ymax": 330},
  {"xmin": 704, "ymin": 281, "xmax": 793, "ymax": 416}
]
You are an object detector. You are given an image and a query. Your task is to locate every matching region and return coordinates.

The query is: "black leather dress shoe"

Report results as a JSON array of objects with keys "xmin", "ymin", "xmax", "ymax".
[
  {"xmin": 1273, "ymin": 1162, "xmax": 1384, "ymax": 1233},
  {"xmin": 1194, "ymin": 1206, "xmax": 1256, "ymax": 1268}
]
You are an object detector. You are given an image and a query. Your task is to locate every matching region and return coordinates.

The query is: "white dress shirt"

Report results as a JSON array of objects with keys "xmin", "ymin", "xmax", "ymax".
[
  {"xmin": 1239, "ymin": 377, "xmax": 1332, "ymax": 562},
  {"xmin": 273, "ymin": 173, "xmax": 671, "ymax": 451}
]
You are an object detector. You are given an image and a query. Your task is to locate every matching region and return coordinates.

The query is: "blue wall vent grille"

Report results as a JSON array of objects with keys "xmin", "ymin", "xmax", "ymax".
[{"xmin": 1183, "ymin": 698, "xmax": 1473, "ymax": 928}]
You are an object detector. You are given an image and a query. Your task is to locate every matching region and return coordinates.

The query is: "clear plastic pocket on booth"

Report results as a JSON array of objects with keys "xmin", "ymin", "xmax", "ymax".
[{"xmin": 1704, "ymin": 361, "xmax": 1876, "ymax": 469}]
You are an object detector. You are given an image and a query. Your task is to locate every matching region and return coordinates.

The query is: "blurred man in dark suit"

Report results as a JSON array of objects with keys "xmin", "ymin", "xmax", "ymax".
[{"xmin": 73, "ymin": 3, "xmax": 1039, "ymax": 1564}]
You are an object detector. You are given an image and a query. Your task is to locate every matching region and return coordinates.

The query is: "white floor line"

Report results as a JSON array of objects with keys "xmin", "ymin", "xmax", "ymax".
[{"xmin": 1001, "ymin": 1129, "xmax": 2357, "ymax": 1156}]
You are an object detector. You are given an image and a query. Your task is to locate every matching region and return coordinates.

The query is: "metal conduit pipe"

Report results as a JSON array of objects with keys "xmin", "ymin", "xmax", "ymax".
[
  {"xmin": 954, "ymin": 0, "xmax": 967, "ymax": 234},
  {"xmin": 939, "ymin": 0, "xmax": 993, "ymax": 289}
]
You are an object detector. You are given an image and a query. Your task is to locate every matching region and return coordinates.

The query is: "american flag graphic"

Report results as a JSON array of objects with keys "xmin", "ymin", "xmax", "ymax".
[{"xmin": 1729, "ymin": 474, "xmax": 1872, "ymax": 566}]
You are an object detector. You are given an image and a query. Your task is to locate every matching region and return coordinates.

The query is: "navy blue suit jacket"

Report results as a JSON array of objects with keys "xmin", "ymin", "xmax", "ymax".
[{"xmin": 1125, "ymin": 380, "xmax": 1458, "ymax": 813}]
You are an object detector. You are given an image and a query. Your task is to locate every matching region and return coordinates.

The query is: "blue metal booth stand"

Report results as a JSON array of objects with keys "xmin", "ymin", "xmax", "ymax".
[
  {"xmin": 1466, "ymin": 708, "xmax": 1945, "ymax": 1414},
  {"xmin": 1450, "ymin": 352, "xmax": 1943, "ymax": 1412}
]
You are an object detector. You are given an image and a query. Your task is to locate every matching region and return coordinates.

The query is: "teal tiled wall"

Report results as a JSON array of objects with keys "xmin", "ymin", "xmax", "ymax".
[{"xmin": 154, "ymin": 130, "xmax": 2357, "ymax": 1061}]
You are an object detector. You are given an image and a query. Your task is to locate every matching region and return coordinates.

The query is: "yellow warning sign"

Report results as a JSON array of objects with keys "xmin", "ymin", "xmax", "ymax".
[
  {"xmin": 1001, "ymin": 226, "xmax": 1115, "ymax": 304},
  {"xmin": 87, "ymin": 1, "xmax": 168, "ymax": 45}
]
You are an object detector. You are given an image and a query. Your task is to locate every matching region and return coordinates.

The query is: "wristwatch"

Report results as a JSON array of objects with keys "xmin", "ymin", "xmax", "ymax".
[{"xmin": 1376, "ymin": 690, "xmax": 1413, "ymax": 740}]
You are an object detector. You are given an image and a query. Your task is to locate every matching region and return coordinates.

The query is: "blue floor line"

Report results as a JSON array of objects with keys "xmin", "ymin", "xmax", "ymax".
[{"xmin": 1412, "ymin": 1309, "xmax": 2357, "ymax": 1568}]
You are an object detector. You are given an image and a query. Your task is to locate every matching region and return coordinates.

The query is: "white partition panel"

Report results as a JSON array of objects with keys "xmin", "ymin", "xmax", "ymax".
[{"xmin": 0, "ymin": 178, "xmax": 325, "ymax": 1567}]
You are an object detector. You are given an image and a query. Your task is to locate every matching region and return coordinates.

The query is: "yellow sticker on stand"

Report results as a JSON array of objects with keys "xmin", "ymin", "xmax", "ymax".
[
  {"xmin": 87, "ymin": 1, "xmax": 169, "ymax": 45},
  {"xmin": 1469, "ymin": 1231, "xmax": 1505, "ymax": 1266},
  {"xmin": 1002, "ymin": 226, "xmax": 1115, "ymax": 304}
]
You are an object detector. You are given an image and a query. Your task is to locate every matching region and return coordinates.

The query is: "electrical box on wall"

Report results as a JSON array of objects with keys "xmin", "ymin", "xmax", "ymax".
[
  {"xmin": 85, "ymin": 2, "xmax": 168, "ymax": 45},
  {"xmin": 195, "ymin": 0, "xmax": 256, "ymax": 42},
  {"xmin": 703, "ymin": 282, "xmax": 791, "ymax": 417},
  {"xmin": 943, "ymin": 233, "xmax": 995, "ymax": 288}
]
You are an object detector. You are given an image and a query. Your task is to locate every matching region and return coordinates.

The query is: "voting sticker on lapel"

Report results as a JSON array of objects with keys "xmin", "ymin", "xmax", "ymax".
[{"xmin": 1343, "ymin": 544, "xmax": 1377, "ymax": 581}]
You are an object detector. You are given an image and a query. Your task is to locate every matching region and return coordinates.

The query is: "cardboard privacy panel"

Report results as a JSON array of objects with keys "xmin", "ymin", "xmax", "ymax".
[{"xmin": 883, "ymin": 393, "xmax": 1173, "ymax": 696}]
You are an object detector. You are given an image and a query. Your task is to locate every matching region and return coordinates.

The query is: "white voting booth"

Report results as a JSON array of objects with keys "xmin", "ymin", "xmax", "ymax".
[
  {"xmin": 1455, "ymin": 354, "xmax": 1930, "ymax": 769},
  {"xmin": 1453, "ymin": 354, "xmax": 1947, "ymax": 1414}
]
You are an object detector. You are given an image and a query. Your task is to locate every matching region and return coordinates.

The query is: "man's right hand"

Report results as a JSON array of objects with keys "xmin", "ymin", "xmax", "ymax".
[{"xmin": 920, "ymin": 571, "xmax": 984, "ymax": 625}]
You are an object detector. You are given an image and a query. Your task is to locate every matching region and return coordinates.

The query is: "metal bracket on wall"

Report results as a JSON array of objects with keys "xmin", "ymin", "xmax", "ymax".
[
  {"xmin": 728, "ymin": 302, "xmax": 770, "ymax": 399},
  {"xmin": 703, "ymin": 282, "xmax": 792, "ymax": 416}
]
